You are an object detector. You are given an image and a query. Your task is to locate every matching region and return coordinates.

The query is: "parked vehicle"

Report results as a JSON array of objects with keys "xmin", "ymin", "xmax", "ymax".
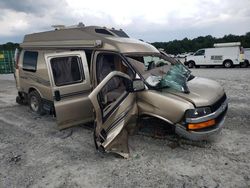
[
  {"xmin": 244, "ymin": 48, "xmax": 250, "ymax": 65},
  {"xmin": 185, "ymin": 42, "xmax": 247, "ymax": 68},
  {"xmin": 15, "ymin": 24, "xmax": 228, "ymax": 158}
]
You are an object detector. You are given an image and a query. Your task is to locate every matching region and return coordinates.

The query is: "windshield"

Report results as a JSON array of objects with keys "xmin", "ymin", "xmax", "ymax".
[{"xmin": 126, "ymin": 53, "xmax": 191, "ymax": 93}]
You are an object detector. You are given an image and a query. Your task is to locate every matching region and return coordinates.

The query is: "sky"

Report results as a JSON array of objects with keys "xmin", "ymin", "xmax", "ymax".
[{"xmin": 0, "ymin": 0, "xmax": 250, "ymax": 44}]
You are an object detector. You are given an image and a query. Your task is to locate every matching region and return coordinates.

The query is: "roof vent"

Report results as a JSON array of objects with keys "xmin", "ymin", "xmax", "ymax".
[
  {"xmin": 95, "ymin": 29, "xmax": 113, "ymax": 36},
  {"xmin": 78, "ymin": 22, "xmax": 85, "ymax": 27},
  {"xmin": 51, "ymin": 25, "xmax": 65, "ymax": 30}
]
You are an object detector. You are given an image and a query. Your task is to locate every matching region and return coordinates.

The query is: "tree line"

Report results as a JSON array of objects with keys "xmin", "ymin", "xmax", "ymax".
[
  {"xmin": 152, "ymin": 32, "xmax": 250, "ymax": 55},
  {"xmin": 0, "ymin": 42, "xmax": 19, "ymax": 51}
]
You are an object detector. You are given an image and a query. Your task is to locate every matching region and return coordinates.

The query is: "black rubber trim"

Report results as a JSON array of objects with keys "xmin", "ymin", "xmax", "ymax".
[
  {"xmin": 55, "ymin": 89, "xmax": 91, "ymax": 100},
  {"xmin": 105, "ymin": 105, "xmax": 132, "ymax": 134}
]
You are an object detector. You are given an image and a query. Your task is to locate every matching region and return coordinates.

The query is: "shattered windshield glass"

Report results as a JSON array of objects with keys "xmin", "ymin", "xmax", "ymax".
[
  {"xmin": 126, "ymin": 53, "xmax": 191, "ymax": 93},
  {"xmin": 159, "ymin": 62, "xmax": 191, "ymax": 93}
]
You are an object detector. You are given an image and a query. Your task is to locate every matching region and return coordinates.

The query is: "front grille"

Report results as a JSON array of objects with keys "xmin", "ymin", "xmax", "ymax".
[
  {"xmin": 210, "ymin": 94, "xmax": 227, "ymax": 112},
  {"xmin": 215, "ymin": 106, "xmax": 228, "ymax": 124}
]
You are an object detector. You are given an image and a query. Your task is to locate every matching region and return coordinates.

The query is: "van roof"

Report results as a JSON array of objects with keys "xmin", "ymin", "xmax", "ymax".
[{"xmin": 20, "ymin": 25, "xmax": 158, "ymax": 54}]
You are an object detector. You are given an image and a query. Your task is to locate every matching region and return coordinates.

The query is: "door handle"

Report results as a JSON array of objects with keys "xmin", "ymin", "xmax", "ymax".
[{"xmin": 54, "ymin": 90, "xmax": 61, "ymax": 101}]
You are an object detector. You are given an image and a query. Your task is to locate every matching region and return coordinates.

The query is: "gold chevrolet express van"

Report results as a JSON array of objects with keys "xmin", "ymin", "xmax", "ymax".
[{"xmin": 14, "ymin": 24, "xmax": 228, "ymax": 158}]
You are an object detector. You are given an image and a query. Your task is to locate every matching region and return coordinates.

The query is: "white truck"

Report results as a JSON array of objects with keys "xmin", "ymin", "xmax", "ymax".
[{"xmin": 185, "ymin": 42, "xmax": 247, "ymax": 68}]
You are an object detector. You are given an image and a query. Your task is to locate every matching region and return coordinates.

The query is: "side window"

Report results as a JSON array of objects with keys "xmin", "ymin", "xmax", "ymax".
[
  {"xmin": 50, "ymin": 56, "xmax": 83, "ymax": 86},
  {"xmin": 96, "ymin": 53, "xmax": 135, "ymax": 84},
  {"xmin": 23, "ymin": 51, "xmax": 38, "ymax": 72},
  {"xmin": 97, "ymin": 75, "xmax": 130, "ymax": 119},
  {"xmin": 194, "ymin": 50, "xmax": 205, "ymax": 56}
]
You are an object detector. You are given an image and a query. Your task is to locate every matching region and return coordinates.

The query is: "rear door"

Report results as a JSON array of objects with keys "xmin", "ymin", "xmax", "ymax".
[
  {"xmin": 45, "ymin": 51, "xmax": 93, "ymax": 129},
  {"xmin": 89, "ymin": 71, "xmax": 138, "ymax": 158}
]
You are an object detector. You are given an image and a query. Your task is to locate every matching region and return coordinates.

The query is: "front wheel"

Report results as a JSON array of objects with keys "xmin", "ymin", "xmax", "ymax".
[
  {"xmin": 188, "ymin": 61, "xmax": 195, "ymax": 68},
  {"xmin": 28, "ymin": 90, "xmax": 45, "ymax": 115}
]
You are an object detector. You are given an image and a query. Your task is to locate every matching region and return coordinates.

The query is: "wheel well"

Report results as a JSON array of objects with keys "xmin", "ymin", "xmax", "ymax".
[
  {"xmin": 28, "ymin": 88, "xmax": 36, "ymax": 94},
  {"xmin": 138, "ymin": 115, "xmax": 176, "ymax": 135},
  {"xmin": 223, "ymin": 59, "xmax": 233, "ymax": 64},
  {"xmin": 28, "ymin": 87, "xmax": 43, "ymax": 99},
  {"xmin": 139, "ymin": 114, "xmax": 174, "ymax": 126},
  {"xmin": 188, "ymin": 60, "xmax": 195, "ymax": 64}
]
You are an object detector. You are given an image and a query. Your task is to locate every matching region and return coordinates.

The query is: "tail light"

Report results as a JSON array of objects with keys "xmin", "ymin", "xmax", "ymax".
[{"xmin": 14, "ymin": 48, "xmax": 20, "ymax": 69}]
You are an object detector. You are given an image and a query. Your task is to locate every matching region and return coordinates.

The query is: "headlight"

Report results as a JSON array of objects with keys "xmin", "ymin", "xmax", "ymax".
[{"xmin": 185, "ymin": 107, "xmax": 211, "ymax": 118}]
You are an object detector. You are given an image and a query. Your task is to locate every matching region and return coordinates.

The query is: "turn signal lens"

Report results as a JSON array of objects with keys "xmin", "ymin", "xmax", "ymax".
[{"xmin": 188, "ymin": 119, "xmax": 215, "ymax": 130}]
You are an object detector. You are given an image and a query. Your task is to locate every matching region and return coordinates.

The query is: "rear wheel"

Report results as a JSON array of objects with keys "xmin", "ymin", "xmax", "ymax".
[
  {"xmin": 16, "ymin": 93, "xmax": 28, "ymax": 105},
  {"xmin": 188, "ymin": 61, "xmax": 195, "ymax": 68},
  {"xmin": 223, "ymin": 60, "xmax": 233, "ymax": 68},
  {"xmin": 28, "ymin": 90, "xmax": 45, "ymax": 115},
  {"xmin": 16, "ymin": 96, "xmax": 23, "ymax": 104},
  {"xmin": 240, "ymin": 60, "xmax": 249, "ymax": 68}
]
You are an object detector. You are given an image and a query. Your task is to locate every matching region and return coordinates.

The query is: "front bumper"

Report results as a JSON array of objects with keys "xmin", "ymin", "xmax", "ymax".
[{"xmin": 175, "ymin": 100, "xmax": 228, "ymax": 141}]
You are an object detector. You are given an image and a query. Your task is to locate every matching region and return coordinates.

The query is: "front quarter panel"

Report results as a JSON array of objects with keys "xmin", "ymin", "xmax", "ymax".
[{"xmin": 137, "ymin": 90, "xmax": 194, "ymax": 124}]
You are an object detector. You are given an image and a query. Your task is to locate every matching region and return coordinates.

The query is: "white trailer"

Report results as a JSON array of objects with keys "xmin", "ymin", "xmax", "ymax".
[{"xmin": 185, "ymin": 42, "xmax": 247, "ymax": 68}]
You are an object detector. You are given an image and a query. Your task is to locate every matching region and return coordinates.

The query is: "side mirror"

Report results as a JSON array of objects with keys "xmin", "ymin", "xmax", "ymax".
[{"xmin": 132, "ymin": 79, "xmax": 145, "ymax": 92}]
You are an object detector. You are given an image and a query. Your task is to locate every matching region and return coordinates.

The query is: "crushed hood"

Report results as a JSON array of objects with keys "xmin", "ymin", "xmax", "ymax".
[{"xmin": 163, "ymin": 77, "xmax": 225, "ymax": 107}]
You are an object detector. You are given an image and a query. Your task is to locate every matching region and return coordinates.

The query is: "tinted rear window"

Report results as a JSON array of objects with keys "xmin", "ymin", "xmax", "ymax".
[{"xmin": 23, "ymin": 51, "xmax": 38, "ymax": 72}]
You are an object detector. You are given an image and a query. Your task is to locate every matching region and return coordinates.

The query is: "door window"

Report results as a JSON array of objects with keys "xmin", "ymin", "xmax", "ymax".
[
  {"xmin": 50, "ymin": 56, "xmax": 84, "ymax": 86},
  {"xmin": 96, "ymin": 53, "xmax": 135, "ymax": 84},
  {"xmin": 98, "ymin": 75, "xmax": 128, "ymax": 108},
  {"xmin": 194, "ymin": 50, "xmax": 205, "ymax": 56},
  {"xmin": 97, "ymin": 75, "xmax": 130, "ymax": 120}
]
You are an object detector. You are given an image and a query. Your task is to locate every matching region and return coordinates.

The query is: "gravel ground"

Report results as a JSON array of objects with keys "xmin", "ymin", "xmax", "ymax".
[{"xmin": 0, "ymin": 68, "xmax": 250, "ymax": 188}]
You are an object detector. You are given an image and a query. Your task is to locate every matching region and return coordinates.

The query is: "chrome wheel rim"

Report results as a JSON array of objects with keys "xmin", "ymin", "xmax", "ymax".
[
  {"xmin": 225, "ymin": 62, "xmax": 231, "ymax": 68},
  {"xmin": 30, "ymin": 96, "xmax": 39, "ymax": 112}
]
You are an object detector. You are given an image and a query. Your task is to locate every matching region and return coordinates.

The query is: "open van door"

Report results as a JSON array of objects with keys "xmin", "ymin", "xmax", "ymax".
[
  {"xmin": 45, "ymin": 51, "xmax": 93, "ymax": 129},
  {"xmin": 89, "ymin": 71, "xmax": 139, "ymax": 158}
]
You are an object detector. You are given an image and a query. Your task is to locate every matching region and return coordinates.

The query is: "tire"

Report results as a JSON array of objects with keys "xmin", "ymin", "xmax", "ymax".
[
  {"xmin": 16, "ymin": 93, "xmax": 28, "ymax": 105},
  {"xmin": 188, "ymin": 61, "xmax": 195, "ymax": 68},
  {"xmin": 223, "ymin": 60, "xmax": 233, "ymax": 68},
  {"xmin": 240, "ymin": 60, "xmax": 249, "ymax": 68},
  {"xmin": 16, "ymin": 96, "xmax": 23, "ymax": 105},
  {"xmin": 28, "ymin": 90, "xmax": 45, "ymax": 115}
]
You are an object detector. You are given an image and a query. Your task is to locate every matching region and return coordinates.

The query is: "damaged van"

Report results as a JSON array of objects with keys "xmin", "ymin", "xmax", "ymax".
[{"xmin": 15, "ymin": 24, "xmax": 228, "ymax": 158}]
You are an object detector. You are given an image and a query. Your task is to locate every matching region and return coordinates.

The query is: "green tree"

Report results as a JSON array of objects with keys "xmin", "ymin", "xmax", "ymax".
[{"xmin": 152, "ymin": 32, "xmax": 250, "ymax": 55}]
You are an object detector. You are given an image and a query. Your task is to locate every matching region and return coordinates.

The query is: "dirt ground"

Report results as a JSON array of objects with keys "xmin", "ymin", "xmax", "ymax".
[{"xmin": 0, "ymin": 68, "xmax": 250, "ymax": 188}]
